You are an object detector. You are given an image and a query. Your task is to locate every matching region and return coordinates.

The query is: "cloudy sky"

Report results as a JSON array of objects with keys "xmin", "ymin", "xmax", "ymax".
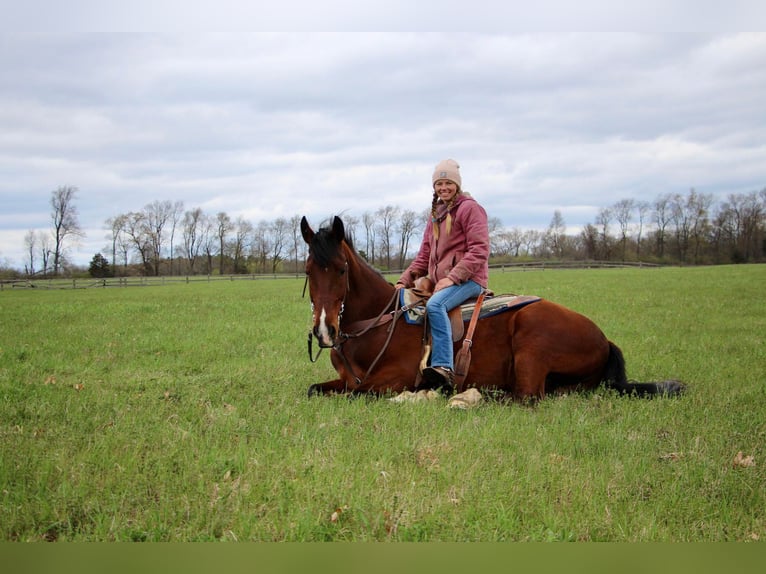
[{"xmin": 1, "ymin": 7, "xmax": 765, "ymax": 267}]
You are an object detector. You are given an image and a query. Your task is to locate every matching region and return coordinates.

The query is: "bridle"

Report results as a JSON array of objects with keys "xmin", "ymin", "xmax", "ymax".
[{"xmin": 303, "ymin": 257, "xmax": 423, "ymax": 386}]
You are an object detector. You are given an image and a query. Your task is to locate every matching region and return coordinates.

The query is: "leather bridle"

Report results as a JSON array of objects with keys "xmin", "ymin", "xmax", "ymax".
[{"xmin": 303, "ymin": 261, "xmax": 424, "ymax": 386}]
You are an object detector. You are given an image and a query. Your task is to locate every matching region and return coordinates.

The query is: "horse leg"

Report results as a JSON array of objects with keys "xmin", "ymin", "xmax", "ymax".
[
  {"xmin": 352, "ymin": 377, "xmax": 411, "ymax": 396},
  {"xmin": 511, "ymin": 349, "xmax": 548, "ymax": 401},
  {"xmin": 307, "ymin": 378, "xmax": 353, "ymax": 397},
  {"xmin": 308, "ymin": 374, "xmax": 413, "ymax": 397},
  {"xmin": 307, "ymin": 350, "xmax": 358, "ymax": 397}
]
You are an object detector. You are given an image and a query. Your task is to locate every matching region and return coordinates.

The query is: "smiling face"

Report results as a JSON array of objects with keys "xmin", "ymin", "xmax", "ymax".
[{"xmin": 433, "ymin": 178, "xmax": 459, "ymax": 203}]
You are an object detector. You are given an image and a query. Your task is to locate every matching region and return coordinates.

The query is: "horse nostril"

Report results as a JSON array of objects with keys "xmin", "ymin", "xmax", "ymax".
[{"xmin": 313, "ymin": 322, "xmax": 336, "ymax": 346}]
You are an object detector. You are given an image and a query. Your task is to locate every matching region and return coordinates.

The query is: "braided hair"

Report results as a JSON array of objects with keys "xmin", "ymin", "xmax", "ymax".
[{"xmin": 431, "ymin": 191, "xmax": 460, "ymax": 240}]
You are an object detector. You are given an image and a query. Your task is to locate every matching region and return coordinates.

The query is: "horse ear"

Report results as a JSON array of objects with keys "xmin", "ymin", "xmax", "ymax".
[
  {"xmin": 300, "ymin": 216, "xmax": 314, "ymax": 244},
  {"xmin": 331, "ymin": 216, "xmax": 345, "ymax": 242}
]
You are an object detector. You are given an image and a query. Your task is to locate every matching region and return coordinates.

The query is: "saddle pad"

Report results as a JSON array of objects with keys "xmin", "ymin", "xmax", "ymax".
[{"xmin": 400, "ymin": 289, "xmax": 540, "ymax": 325}]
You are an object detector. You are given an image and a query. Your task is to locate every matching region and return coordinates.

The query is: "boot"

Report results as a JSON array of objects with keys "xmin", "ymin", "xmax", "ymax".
[{"xmin": 421, "ymin": 366, "xmax": 455, "ymax": 395}]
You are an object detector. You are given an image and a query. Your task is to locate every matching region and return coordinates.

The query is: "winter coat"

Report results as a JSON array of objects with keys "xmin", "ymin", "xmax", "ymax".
[{"xmin": 398, "ymin": 193, "xmax": 489, "ymax": 289}]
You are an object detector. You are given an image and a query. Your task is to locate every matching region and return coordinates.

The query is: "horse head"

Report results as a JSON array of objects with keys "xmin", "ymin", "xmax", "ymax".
[{"xmin": 301, "ymin": 216, "xmax": 349, "ymax": 348}]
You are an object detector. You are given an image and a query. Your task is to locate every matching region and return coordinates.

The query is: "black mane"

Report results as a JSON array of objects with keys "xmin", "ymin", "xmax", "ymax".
[
  {"xmin": 310, "ymin": 226, "xmax": 346, "ymax": 268},
  {"xmin": 310, "ymin": 219, "xmax": 387, "ymax": 283}
]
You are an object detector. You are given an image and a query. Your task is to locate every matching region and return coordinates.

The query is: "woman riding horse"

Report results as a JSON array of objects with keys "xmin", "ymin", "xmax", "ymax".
[
  {"xmin": 396, "ymin": 159, "xmax": 489, "ymax": 394},
  {"xmin": 301, "ymin": 215, "xmax": 684, "ymax": 401}
]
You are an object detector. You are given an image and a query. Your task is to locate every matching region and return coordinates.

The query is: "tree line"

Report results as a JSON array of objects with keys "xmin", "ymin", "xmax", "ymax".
[
  {"xmin": 9, "ymin": 184, "xmax": 766, "ymax": 278},
  {"xmin": 100, "ymin": 203, "xmax": 428, "ymax": 277}
]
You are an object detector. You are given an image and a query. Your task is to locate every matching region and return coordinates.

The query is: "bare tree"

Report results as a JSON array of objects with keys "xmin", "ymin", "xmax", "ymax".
[
  {"xmin": 105, "ymin": 215, "xmax": 122, "ymax": 273},
  {"xmin": 40, "ymin": 232, "xmax": 52, "ymax": 276},
  {"xmin": 580, "ymin": 224, "xmax": 599, "ymax": 259},
  {"xmin": 122, "ymin": 211, "xmax": 152, "ymax": 274},
  {"xmin": 669, "ymin": 192, "xmax": 690, "ymax": 262},
  {"xmin": 635, "ymin": 201, "xmax": 651, "ymax": 260},
  {"xmin": 375, "ymin": 205, "xmax": 400, "ymax": 269},
  {"xmin": 289, "ymin": 215, "xmax": 303, "ymax": 274},
  {"xmin": 396, "ymin": 209, "xmax": 420, "ymax": 269},
  {"xmin": 269, "ymin": 217, "xmax": 288, "ymax": 273},
  {"xmin": 232, "ymin": 216, "xmax": 253, "ymax": 273},
  {"xmin": 669, "ymin": 189, "xmax": 711, "ymax": 263},
  {"xmin": 23, "ymin": 230, "xmax": 37, "ymax": 276},
  {"xmin": 653, "ymin": 193, "xmax": 672, "ymax": 259},
  {"xmin": 215, "ymin": 211, "xmax": 233, "ymax": 275},
  {"xmin": 201, "ymin": 217, "xmax": 216, "ymax": 274},
  {"xmin": 487, "ymin": 216, "xmax": 504, "ymax": 256},
  {"xmin": 547, "ymin": 210, "xmax": 567, "ymax": 259},
  {"xmin": 362, "ymin": 211, "xmax": 377, "ymax": 263},
  {"xmin": 251, "ymin": 221, "xmax": 271, "ymax": 273},
  {"xmin": 595, "ymin": 207, "xmax": 613, "ymax": 260},
  {"xmin": 738, "ymin": 191, "xmax": 765, "ymax": 261},
  {"xmin": 522, "ymin": 229, "xmax": 543, "ymax": 256},
  {"xmin": 143, "ymin": 200, "xmax": 175, "ymax": 275},
  {"xmin": 495, "ymin": 227, "xmax": 525, "ymax": 257},
  {"xmin": 50, "ymin": 185, "xmax": 83, "ymax": 275},
  {"xmin": 687, "ymin": 189, "xmax": 713, "ymax": 264},
  {"xmin": 182, "ymin": 208, "xmax": 207, "ymax": 274},
  {"xmin": 168, "ymin": 201, "xmax": 184, "ymax": 275},
  {"xmin": 343, "ymin": 214, "xmax": 360, "ymax": 249},
  {"xmin": 105, "ymin": 214, "xmax": 132, "ymax": 275},
  {"xmin": 613, "ymin": 199, "xmax": 634, "ymax": 261}
]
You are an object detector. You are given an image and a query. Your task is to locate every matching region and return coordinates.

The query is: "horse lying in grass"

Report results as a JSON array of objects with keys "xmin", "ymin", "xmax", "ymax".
[{"xmin": 301, "ymin": 216, "xmax": 684, "ymax": 401}]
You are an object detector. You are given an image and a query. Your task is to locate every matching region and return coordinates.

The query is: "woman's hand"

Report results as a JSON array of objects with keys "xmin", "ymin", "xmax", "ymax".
[{"xmin": 433, "ymin": 278, "xmax": 455, "ymax": 292}]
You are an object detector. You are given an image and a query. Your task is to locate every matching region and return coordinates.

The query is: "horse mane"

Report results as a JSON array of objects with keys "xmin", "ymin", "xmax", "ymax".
[
  {"xmin": 311, "ymin": 218, "xmax": 388, "ymax": 285},
  {"xmin": 309, "ymin": 225, "xmax": 348, "ymax": 268}
]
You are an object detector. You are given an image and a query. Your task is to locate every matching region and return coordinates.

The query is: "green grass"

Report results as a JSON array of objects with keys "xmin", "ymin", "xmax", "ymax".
[{"xmin": 1, "ymin": 265, "xmax": 764, "ymax": 541}]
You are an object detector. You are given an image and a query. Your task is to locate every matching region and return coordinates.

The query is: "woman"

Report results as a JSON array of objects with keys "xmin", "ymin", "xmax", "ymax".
[{"xmin": 395, "ymin": 159, "xmax": 490, "ymax": 393}]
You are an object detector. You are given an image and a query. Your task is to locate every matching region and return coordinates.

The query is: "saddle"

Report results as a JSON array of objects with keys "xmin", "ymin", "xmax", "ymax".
[
  {"xmin": 404, "ymin": 277, "xmax": 540, "ymax": 391},
  {"xmin": 401, "ymin": 280, "xmax": 540, "ymax": 338}
]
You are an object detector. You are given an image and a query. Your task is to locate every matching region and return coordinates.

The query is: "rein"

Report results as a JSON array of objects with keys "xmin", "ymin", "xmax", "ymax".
[
  {"xmin": 305, "ymin": 281, "xmax": 425, "ymax": 386},
  {"xmin": 335, "ymin": 288, "xmax": 401, "ymax": 385}
]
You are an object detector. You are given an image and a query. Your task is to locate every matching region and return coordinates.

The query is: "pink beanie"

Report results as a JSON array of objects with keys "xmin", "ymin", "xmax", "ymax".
[{"xmin": 432, "ymin": 159, "xmax": 462, "ymax": 189}]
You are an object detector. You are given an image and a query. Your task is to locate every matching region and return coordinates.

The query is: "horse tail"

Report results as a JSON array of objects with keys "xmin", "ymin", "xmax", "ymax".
[{"xmin": 603, "ymin": 341, "xmax": 685, "ymax": 397}]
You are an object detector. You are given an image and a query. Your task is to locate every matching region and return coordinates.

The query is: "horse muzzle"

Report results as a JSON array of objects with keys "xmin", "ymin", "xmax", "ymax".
[
  {"xmin": 311, "ymin": 303, "xmax": 342, "ymax": 348},
  {"xmin": 313, "ymin": 324, "xmax": 338, "ymax": 348}
]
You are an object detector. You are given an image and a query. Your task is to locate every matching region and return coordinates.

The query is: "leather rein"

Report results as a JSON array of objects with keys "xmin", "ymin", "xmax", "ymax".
[{"xmin": 304, "ymin": 272, "xmax": 425, "ymax": 387}]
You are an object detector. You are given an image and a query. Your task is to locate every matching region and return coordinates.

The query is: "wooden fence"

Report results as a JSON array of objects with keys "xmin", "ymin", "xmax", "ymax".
[{"xmin": 1, "ymin": 260, "xmax": 660, "ymax": 291}]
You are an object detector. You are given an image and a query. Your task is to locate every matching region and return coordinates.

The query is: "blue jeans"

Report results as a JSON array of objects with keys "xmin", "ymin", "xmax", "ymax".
[{"xmin": 426, "ymin": 280, "xmax": 483, "ymax": 370}]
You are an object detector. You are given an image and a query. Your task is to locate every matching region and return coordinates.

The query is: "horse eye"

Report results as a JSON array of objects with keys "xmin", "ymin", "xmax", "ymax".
[{"xmin": 339, "ymin": 267, "xmax": 346, "ymax": 276}]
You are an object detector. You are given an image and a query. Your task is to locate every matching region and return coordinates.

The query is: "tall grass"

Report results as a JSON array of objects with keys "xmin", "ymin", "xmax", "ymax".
[{"xmin": 1, "ymin": 265, "xmax": 764, "ymax": 541}]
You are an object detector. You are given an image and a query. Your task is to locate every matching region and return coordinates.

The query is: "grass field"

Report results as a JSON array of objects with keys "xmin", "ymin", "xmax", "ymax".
[{"xmin": 1, "ymin": 265, "xmax": 764, "ymax": 541}]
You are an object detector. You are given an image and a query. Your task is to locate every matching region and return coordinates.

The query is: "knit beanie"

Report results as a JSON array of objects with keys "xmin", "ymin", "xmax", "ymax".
[{"xmin": 432, "ymin": 159, "xmax": 462, "ymax": 190}]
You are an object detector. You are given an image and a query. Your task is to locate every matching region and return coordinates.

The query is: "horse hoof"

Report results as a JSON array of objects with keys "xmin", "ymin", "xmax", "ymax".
[
  {"xmin": 307, "ymin": 385, "xmax": 321, "ymax": 398},
  {"xmin": 389, "ymin": 390, "xmax": 441, "ymax": 403},
  {"xmin": 448, "ymin": 388, "xmax": 483, "ymax": 409}
]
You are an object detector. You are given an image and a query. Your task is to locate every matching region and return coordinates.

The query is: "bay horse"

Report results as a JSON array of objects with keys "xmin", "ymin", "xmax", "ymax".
[{"xmin": 301, "ymin": 216, "xmax": 684, "ymax": 400}]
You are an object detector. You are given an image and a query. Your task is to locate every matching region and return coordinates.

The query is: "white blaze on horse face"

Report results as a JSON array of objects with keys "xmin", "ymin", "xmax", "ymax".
[{"xmin": 316, "ymin": 306, "xmax": 333, "ymax": 346}]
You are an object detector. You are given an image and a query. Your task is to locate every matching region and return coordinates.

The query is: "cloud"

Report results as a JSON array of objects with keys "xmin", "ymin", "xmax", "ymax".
[{"xmin": 1, "ymin": 31, "xmax": 765, "ymax": 267}]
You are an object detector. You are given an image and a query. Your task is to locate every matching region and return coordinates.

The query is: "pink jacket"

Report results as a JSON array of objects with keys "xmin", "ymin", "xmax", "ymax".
[{"xmin": 398, "ymin": 193, "xmax": 490, "ymax": 289}]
